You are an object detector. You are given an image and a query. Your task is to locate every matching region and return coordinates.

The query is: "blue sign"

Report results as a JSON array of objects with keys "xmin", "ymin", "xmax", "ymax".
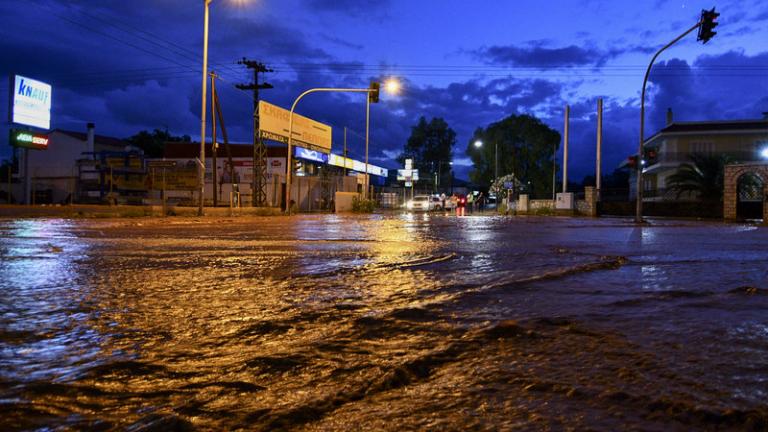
[{"xmin": 294, "ymin": 147, "xmax": 329, "ymax": 163}]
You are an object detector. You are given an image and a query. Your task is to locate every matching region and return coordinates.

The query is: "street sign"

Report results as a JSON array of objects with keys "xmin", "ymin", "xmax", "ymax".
[
  {"xmin": 397, "ymin": 169, "xmax": 419, "ymax": 181},
  {"xmin": 9, "ymin": 129, "xmax": 48, "ymax": 150}
]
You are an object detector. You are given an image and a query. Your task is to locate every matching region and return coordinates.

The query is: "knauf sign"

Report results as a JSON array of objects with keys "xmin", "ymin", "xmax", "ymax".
[{"xmin": 12, "ymin": 75, "xmax": 52, "ymax": 129}]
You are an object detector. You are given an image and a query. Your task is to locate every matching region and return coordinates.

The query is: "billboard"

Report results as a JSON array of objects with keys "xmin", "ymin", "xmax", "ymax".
[
  {"xmin": 328, "ymin": 154, "xmax": 388, "ymax": 177},
  {"xmin": 9, "ymin": 129, "xmax": 49, "ymax": 150},
  {"xmin": 11, "ymin": 75, "xmax": 52, "ymax": 129},
  {"xmin": 258, "ymin": 100, "xmax": 332, "ymax": 153}
]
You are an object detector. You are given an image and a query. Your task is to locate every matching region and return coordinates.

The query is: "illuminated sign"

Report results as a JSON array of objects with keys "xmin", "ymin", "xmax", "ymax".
[
  {"xmin": 10, "ymin": 129, "xmax": 49, "ymax": 150},
  {"xmin": 11, "ymin": 75, "xmax": 52, "ymax": 129},
  {"xmin": 397, "ymin": 169, "xmax": 419, "ymax": 181},
  {"xmin": 259, "ymin": 100, "xmax": 332, "ymax": 153},
  {"xmin": 328, "ymin": 154, "xmax": 388, "ymax": 177},
  {"xmin": 294, "ymin": 146, "xmax": 329, "ymax": 163}
]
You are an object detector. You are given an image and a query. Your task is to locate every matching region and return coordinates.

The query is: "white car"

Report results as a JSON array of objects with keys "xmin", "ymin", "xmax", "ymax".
[{"xmin": 406, "ymin": 195, "xmax": 436, "ymax": 211}]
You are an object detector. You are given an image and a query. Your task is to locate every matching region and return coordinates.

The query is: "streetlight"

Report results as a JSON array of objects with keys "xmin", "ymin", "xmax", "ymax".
[
  {"xmin": 197, "ymin": 0, "xmax": 255, "ymax": 215},
  {"xmin": 636, "ymin": 8, "xmax": 719, "ymax": 223},
  {"xmin": 474, "ymin": 139, "xmax": 498, "ymax": 180},
  {"xmin": 198, "ymin": 0, "xmax": 212, "ymax": 216},
  {"xmin": 434, "ymin": 160, "xmax": 453, "ymax": 192},
  {"xmin": 284, "ymin": 82, "xmax": 399, "ymax": 212},
  {"xmin": 761, "ymin": 148, "xmax": 768, "ymax": 159}
]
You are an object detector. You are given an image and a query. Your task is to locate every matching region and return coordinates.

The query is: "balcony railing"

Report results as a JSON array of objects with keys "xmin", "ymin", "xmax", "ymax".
[{"xmin": 646, "ymin": 151, "xmax": 762, "ymax": 166}]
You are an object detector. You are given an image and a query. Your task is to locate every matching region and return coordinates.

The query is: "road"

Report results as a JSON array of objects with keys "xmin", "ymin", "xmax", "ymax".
[{"xmin": 1, "ymin": 214, "xmax": 767, "ymax": 430}]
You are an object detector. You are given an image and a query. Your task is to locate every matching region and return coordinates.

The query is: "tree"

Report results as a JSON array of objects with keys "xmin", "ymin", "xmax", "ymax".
[
  {"xmin": 397, "ymin": 117, "xmax": 456, "ymax": 189},
  {"xmin": 467, "ymin": 114, "xmax": 560, "ymax": 199},
  {"xmin": 126, "ymin": 129, "xmax": 191, "ymax": 158},
  {"xmin": 667, "ymin": 153, "xmax": 733, "ymax": 201}
]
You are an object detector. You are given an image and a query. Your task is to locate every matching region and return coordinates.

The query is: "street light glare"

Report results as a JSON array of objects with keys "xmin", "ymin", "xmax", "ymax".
[
  {"xmin": 474, "ymin": 140, "xmax": 483, "ymax": 148},
  {"xmin": 761, "ymin": 148, "xmax": 768, "ymax": 159},
  {"xmin": 384, "ymin": 78, "xmax": 401, "ymax": 95}
]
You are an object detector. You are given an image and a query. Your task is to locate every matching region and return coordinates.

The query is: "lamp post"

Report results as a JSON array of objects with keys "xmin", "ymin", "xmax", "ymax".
[
  {"xmin": 474, "ymin": 139, "xmax": 498, "ymax": 181},
  {"xmin": 284, "ymin": 80, "xmax": 399, "ymax": 212},
  {"xmin": 435, "ymin": 160, "xmax": 452, "ymax": 192},
  {"xmin": 197, "ymin": 0, "xmax": 212, "ymax": 216}
]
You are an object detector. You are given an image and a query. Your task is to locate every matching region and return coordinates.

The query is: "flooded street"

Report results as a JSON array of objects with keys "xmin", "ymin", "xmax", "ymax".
[{"xmin": 1, "ymin": 214, "xmax": 768, "ymax": 431}]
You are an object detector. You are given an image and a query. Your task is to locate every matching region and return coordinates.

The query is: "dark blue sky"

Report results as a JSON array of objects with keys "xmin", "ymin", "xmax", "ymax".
[{"xmin": 2, "ymin": 0, "xmax": 767, "ymax": 180}]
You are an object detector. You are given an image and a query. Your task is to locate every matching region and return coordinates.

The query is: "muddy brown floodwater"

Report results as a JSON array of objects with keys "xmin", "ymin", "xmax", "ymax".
[{"xmin": 1, "ymin": 214, "xmax": 768, "ymax": 431}]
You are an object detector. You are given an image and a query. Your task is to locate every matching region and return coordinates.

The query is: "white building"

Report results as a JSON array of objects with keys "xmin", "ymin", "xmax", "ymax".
[{"xmin": 18, "ymin": 123, "xmax": 129, "ymax": 204}]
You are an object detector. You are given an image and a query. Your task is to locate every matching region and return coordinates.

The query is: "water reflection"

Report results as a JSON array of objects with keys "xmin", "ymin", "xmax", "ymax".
[{"xmin": 2, "ymin": 216, "xmax": 767, "ymax": 431}]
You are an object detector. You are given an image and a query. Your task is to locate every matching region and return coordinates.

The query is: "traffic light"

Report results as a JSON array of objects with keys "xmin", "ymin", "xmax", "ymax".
[
  {"xmin": 369, "ymin": 81, "xmax": 380, "ymax": 103},
  {"xmin": 627, "ymin": 155, "xmax": 639, "ymax": 168},
  {"xmin": 697, "ymin": 7, "xmax": 719, "ymax": 44}
]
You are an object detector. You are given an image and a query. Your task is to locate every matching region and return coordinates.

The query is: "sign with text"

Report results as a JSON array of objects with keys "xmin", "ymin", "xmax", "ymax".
[
  {"xmin": 328, "ymin": 154, "xmax": 388, "ymax": 177},
  {"xmin": 10, "ymin": 129, "xmax": 49, "ymax": 150},
  {"xmin": 258, "ymin": 100, "xmax": 332, "ymax": 153},
  {"xmin": 11, "ymin": 75, "xmax": 52, "ymax": 129}
]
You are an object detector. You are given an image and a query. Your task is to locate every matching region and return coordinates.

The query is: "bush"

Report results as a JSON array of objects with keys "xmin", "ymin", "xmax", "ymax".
[{"xmin": 352, "ymin": 196, "xmax": 376, "ymax": 213}]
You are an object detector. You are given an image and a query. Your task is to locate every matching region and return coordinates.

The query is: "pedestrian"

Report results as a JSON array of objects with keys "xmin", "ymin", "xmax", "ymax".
[
  {"xmin": 440, "ymin": 192, "xmax": 446, "ymax": 211},
  {"xmin": 467, "ymin": 192, "xmax": 474, "ymax": 214},
  {"xmin": 456, "ymin": 193, "xmax": 465, "ymax": 216},
  {"xmin": 478, "ymin": 192, "xmax": 485, "ymax": 212}
]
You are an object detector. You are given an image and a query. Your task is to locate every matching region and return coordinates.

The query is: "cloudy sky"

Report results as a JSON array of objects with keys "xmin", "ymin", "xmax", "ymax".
[{"xmin": 1, "ymin": 0, "xmax": 767, "ymax": 180}]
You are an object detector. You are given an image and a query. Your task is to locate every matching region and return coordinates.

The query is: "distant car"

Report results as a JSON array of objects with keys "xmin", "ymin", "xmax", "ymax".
[
  {"xmin": 430, "ymin": 196, "xmax": 444, "ymax": 210},
  {"xmin": 406, "ymin": 195, "xmax": 436, "ymax": 211}
]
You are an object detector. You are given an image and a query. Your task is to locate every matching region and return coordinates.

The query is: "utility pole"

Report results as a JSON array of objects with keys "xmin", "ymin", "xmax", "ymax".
[
  {"xmin": 210, "ymin": 71, "xmax": 218, "ymax": 206},
  {"xmin": 343, "ymin": 127, "xmax": 348, "ymax": 176},
  {"xmin": 596, "ymin": 98, "xmax": 603, "ymax": 201},
  {"xmin": 562, "ymin": 105, "xmax": 570, "ymax": 193},
  {"xmin": 236, "ymin": 58, "xmax": 273, "ymax": 207}
]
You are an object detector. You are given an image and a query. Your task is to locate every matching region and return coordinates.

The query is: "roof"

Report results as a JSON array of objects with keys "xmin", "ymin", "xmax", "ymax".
[
  {"xmin": 163, "ymin": 141, "xmax": 288, "ymax": 158},
  {"xmin": 54, "ymin": 130, "xmax": 128, "ymax": 148},
  {"xmin": 643, "ymin": 118, "xmax": 768, "ymax": 147},
  {"xmin": 659, "ymin": 120, "xmax": 768, "ymax": 134}
]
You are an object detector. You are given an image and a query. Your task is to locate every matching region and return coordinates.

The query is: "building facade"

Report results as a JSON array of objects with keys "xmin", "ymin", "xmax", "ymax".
[{"xmin": 632, "ymin": 113, "xmax": 768, "ymax": 201}]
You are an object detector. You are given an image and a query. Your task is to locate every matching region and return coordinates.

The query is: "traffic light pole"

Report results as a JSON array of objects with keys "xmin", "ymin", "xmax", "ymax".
[
  {"xmin": 285, "ymin": 87, "xmax": 375, "ymax": 213},
  {"xmin": 636, "ymin": 20, "xmax": 702, "ymax": 223}
]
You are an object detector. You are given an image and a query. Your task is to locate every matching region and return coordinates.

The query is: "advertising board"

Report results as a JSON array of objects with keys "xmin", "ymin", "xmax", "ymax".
[
  {"xmin": 328, "ymin": 154, "xmax": 388, "ymax": 177},
  {"xmin": 258, "ymin": 100, "xmax": 332, "ymax": 153},
  {"xmin": 11, "ymin": 75, "xmax": 52, "ymax": 129},
  {"xmin": 9, "ymin": 129, "xmax": 49, "ymax": 150},
  {"xmin": 294, "ymin": 146, "xmax": 329, "ymax": 163}
]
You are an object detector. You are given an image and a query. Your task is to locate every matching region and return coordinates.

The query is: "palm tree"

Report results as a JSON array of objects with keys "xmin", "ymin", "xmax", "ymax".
[{"xmin": 667, "ymin": 153, "xmax": 732, "ymax": 202}]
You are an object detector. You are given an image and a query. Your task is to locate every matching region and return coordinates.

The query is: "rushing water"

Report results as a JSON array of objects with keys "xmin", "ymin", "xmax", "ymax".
[{"xmin": 1, "ymin": 215, "xmax": 767, "ymax": 431}]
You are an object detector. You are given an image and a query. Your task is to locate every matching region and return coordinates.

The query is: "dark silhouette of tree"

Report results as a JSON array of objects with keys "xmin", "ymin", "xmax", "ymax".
[
  {"xmin": 126, "ymin": 129, "xmax": 191, "ymax": 158},
  {"xmin": 467, "ymin": 114, "xmax": 560, "ymax": 199},
  {"xmin": 397, "ymin": 117, "xmax": 456, "ymax": 188},
  {"xmin": 667, "ymin": 153, "xmax": 734, "ymax": 201}
]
